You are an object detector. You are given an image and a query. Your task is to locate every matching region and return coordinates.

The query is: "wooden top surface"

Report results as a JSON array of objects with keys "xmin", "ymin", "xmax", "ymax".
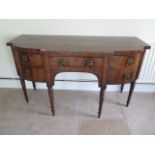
[{"xmin": 7, "ymin": 35, "xmax": 150, "ymax": 52}]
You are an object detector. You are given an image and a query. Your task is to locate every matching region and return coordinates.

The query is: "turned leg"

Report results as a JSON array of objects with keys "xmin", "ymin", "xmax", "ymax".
[
  {"xmin": 32, "ymin": 81, "xmax": 36, "ymax": 90},
  {"xmin": 47, "ymin": 86, "xmax": 55, "ymax": 116},
  {"xmin": 126, "ymin": 81, "xmax": 135, "ymax": 107},
  {"xmin": 98, "ymin": 85, "xmax": 106, "ymax": 118},
  {"xmin": 20, "ymin": 78, "xmax": 29, "ymax": 103},
  {"xmin": 120, "ymin": 84, "xmax": 124, "ymax": 93}
]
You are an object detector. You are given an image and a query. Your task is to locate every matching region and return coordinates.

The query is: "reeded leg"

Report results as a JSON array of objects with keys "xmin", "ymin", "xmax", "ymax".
[
  {"xmin": 120, "ymin": 84, "xmax": 124, "ymax": 93},
  {"xmin": 32, "ymin": 81, "xmax": 36, "ymax": 90},
  {"xmin": 47, "ymin": 86, "xmax": 55, "ymax": 116},
  {"xmin": 126, "ymin": 81, "xmax": 135, "ymax": 107},
  {"xmin": 98, "ymin": 85, "xmax": 106, "ymax": 118},
  {"xmin": 20, "ymin": 78, "xmax": 29, "ymax": 103}
]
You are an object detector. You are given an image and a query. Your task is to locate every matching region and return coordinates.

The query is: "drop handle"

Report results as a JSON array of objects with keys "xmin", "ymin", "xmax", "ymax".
[
  {"xmin": 21, "ymin": 54, "xmax": 28, "ymax": 62},
  {"xmin": 126, "ymin": 57, "xmax": 134, "ymax": 66},
  {"xmin": 24, "ymin": 69, "xmax": 31, "ymax": 77},
  {"xmin": 85, "ymin": 59, "xmax": 94, "ymax": 68},
  {"xmin": 123, "ymin": 72, "xmax": 131, "ymax": 80},
  {"xmin": 59, "ymin": 58, "xmax": 69, "ymax": 67}
]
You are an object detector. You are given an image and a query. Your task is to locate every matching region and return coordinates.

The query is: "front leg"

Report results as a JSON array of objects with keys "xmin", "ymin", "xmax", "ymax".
[
  {"xmin": 47, "ymin": 85, "xmax": 55, "ymax": 116},
  {"xmin": 98, "ymin": 85, "xmax": 107, "ymax": 118},
  {"xmin": 20, "ymin": 78, "xmax": 29, "ymax": 103},
  {"xmin": 126, "ymin": 81, "xmax": 135, "ymax": 107}
]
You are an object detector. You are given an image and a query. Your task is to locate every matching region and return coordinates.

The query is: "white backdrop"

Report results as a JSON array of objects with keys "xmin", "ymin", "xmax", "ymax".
[{"xmin": 0, "ymin": 19, "xmax": 155, "ymax": 91}]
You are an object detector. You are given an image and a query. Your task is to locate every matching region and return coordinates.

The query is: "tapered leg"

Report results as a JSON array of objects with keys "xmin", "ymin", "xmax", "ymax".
[
  {"xmin": 32, "ymin": 81, "xmax": 36, "ymax": 90},
  {"xmin": 98, "ymin": 86, "xmax": 106, "ymax": 118},
  {"xmin": 20, "ymin": 78, "xmax": 29, "ymax": 103},
  {"xmin": 120, "ymin": 84, "xmax": 124, "ymax": 93},
  {"xmin": 47, "ymin": 86, "xmax": 55, "ymax": 116},
  {"xmin": 126, "ymin": 81, "xmax": 135, "ymax": 107}
]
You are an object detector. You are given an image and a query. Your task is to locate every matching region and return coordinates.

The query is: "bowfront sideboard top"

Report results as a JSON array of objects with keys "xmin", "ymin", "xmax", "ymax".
[
  {"xmin": 7, "ymin": 35, "xmax": 150, "ymax": 118},
  {"xmin": 7, "ymin": 35, "xmax": 150, "ymax": 52}
]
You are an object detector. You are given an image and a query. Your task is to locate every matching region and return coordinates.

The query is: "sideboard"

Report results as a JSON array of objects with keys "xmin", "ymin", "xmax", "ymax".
[{"xmin": 7, "ymin": 35, "xmax": 150, "ymax": 118}]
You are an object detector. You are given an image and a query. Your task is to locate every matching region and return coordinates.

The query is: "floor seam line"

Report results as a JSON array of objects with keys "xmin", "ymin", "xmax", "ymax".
[
  {"xmin": 77, "ymin": 98, "xmax": 80, "ymax": 135},
  {"xmin": 116, "ymin": 92, "xmax": 131, "ymax": 135}
]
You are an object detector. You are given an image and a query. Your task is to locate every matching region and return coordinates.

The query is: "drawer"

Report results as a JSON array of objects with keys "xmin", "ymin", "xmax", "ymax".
[
  {"xmin": 49, "ymin": 57, "xmax": 104, "ymax": 69},
  {"xmin": 109, "ymin": 53, "xmax": 140, "ymax": 68},
  {"xmin": 16, "ymin": 47, "xmax": 43, "ymax": 67},
  {"xmin": 108, "ymin": 68, "xmax": 136, "ymax": 84},
  {"xmin": 21, "ymin": 67, "xmax": 46, "ymax": 82}
]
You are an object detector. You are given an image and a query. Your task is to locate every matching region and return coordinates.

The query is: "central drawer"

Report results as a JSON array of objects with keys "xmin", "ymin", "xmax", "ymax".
[{"xmin": 49, "ymin": 57, "xmax": 104, "ymax": 69}]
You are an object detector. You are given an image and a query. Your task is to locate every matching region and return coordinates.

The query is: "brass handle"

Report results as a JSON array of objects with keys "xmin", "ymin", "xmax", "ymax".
[
  {"xmin": 123, "ymin": 72, "xmax": 130, "ymax": 80},
  {"xmin": 21, "ymin": 54, "xmax": 28, "ymax": 62},
  {"xmin": 85, "ymin": 59, "xmax": 94, "ymax": 68},
  {"xmin": 126, "ymin": 57, "xmax": 134, "ymax": 66},
  {"xmin": 24, "ymin": 69, "xmax": 31, "ymax": 77},
  {"xmin": 59, "ymin": 58, "xmax": 69, "ymax": 67}
]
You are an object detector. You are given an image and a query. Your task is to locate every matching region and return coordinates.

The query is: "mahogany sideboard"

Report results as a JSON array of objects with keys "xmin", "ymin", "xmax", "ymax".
[{"xmin": 7, "ymin": 35, "xmax": 150, "ymax": 118}]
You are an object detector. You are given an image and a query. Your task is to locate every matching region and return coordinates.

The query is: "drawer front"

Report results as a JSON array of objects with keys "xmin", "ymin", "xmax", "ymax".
[
  {"xmin": 108, "ymin": 68, "xmax": 137, "ymax": 84},
  {"xmin": 32, "ymin": 68, "xmax": 46, "ymax": 82},
  {"xmin": 49, "ymin": 57, "xmax": 104, "ymax": 69},
  {"xmin": 21, "ymin": 67, "xmax": 46, "ymax": 82},
  {"xmin": 109, "ymin": 53, "xmax": 141, "ymax": 68},
  {"xmin": 16, "ymin": 47, "xmax": 43, "ymax": 67}
]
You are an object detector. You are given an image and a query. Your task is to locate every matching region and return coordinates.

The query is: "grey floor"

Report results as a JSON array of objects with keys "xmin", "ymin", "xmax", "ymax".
[{"xmin": 0, "ymin": 88, "xmax": 155, "ymax": 135}]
